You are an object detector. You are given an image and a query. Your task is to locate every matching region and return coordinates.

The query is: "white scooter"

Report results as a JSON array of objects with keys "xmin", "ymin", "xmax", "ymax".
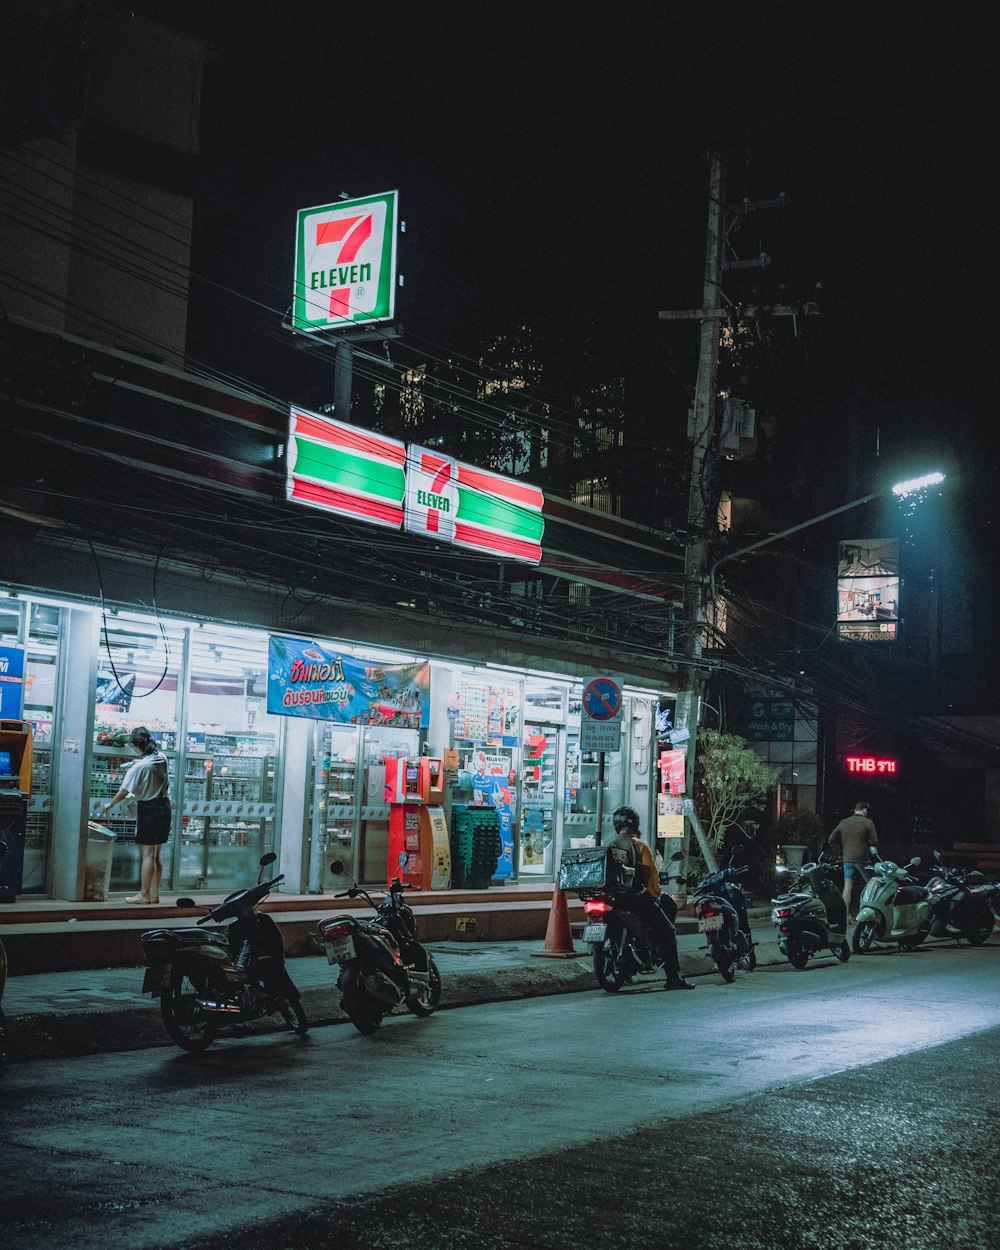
[{"xmin": 852, "ymin": 850, "xmax": 933, "ymax": 954}]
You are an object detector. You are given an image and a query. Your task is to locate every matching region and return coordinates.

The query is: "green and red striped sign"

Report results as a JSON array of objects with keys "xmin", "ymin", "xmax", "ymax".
[
  {"xmin": 454, "ymin": 462, "xmax": 544, "ymax": 564},
  {"xmin": 287, "ymin": 407, "xmax": 406, "ymax": 528},
  {"xmin": 287, "ymin": 409, "xmax": 544, "ymax": 561}
]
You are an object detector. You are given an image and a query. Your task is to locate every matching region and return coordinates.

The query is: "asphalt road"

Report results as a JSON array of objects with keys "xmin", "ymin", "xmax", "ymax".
[{"xmin": 5, "ymin": 944, "xmax": 1000, "ymax": 1250}]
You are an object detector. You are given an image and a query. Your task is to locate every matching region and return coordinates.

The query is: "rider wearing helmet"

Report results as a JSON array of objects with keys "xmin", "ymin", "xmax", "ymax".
[{"xmin": 610, "ymin": 805, "xmax": 694, "ymax": 990}]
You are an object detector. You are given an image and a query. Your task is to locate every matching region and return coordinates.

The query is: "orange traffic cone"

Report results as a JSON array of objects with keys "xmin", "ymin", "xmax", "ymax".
[{"xmin": 532, "ymin": 888, "xmax": 578, "ymax": 959}]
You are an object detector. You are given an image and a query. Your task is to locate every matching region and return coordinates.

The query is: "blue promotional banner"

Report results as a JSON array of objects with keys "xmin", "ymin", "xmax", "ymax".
[
  {"xmin": 0, "ymin": 644, "xmax": 26, "ymax": 719},
  {"xmin": 267, "ymin": 635, "xmax": 429, "ymax": 727}
]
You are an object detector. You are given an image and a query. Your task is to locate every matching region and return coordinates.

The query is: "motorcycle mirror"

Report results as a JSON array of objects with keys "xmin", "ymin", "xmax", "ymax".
[
  {"xmin": 908, "ymin": 856, "xmax": 922, "ymax": 868},
  {"xmin": 259, "ymin": 851, "xmax": 277, "ymax": 867},
  {"xmin": 176, "ymin": 897, "xmax": 196, "ymax": 908},
  {"xmin": 329, "ymin": 860, "xmax": 346, "ymax": 876},
  {"xmin": 670, "ymin": 851, "xmax": 685, "ymax": 862},
  {"xmin": 398, "ymin": 851, "xmax": 408, "ymax": 867}
]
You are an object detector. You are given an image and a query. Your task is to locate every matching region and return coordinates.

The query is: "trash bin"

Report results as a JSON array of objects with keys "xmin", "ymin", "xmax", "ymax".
[
  {"xmin": 0, "ymin": 793, "xmax": 28, "ymax": 904},
  {"xmin": 85, "ymin": 822, "xmax": 117, "ymax": 902}
]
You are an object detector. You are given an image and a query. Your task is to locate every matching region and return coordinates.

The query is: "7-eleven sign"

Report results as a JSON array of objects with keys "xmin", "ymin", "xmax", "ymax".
[
  {"xmin": 404, "ymin": 445, "xmax": 457, "ymax": 543},
  {"xmin": 293, "ymin": 191, "xmax": 398, "ymax": 332}
]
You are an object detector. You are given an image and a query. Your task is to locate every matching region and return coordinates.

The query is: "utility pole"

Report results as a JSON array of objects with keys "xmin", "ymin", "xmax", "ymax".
[
  {"xmin": 659, "ymin": 152, "xmax": 727, "ymax": 873},
  {"xmin": 660, "ymin": 158, "xmax": 806, "ymax": 874}
]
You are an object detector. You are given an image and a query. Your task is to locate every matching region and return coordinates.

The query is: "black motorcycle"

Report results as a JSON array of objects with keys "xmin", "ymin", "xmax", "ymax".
[
  {"xmin": 140, "ymin": 852, "xmax": 309, "ymax": 1052},
  {"xmin": 579, "ymin": 869, "xmax": 685, "ymax": 993},
  {"xmin": 318, "ymin": 861, "xmax": 441, "ymax": 1035},
  {"xmin": 925, "ymin": 852, "xmax": 996, "ymax": 945},
  {"xmin": 0, "ymin": 841, "xmax": 8, "ymax": 1063},
  {"xmin": 691, "ymin": 863, "xmax": 756, "ymax": 982}
]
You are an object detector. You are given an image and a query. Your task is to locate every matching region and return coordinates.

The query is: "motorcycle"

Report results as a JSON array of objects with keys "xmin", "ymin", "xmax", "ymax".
[
  {"xmin": 692, "ymin": 863, "xmax": 756, "ymax": 982},
  {"xmin": 852, "ymin": 851, "xmax": 933, "ymax": 954},
  {"xmin": 0, "ymin": 841, "xmax": 7, "ymax": 1063},
  {"xmin": 577, "ymin": 862, "xmax": 686, "ymax": 993},
  {"xmin": 925, "ymin": 851, "xmax": 996, "ymax": 946},
  {"xmin": 771, "ymin": 854, "xmax": 851, "ymax": 969},
  {"xmin": 318, "ymin": 860, "xmax": 441, "ymax": 1035},
  {"xmin": 139, "ymin": 852, "xmax": 309, "ymax": 1052}
]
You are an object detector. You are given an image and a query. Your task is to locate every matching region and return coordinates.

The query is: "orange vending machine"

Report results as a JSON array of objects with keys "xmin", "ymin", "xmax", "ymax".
[{"xmin": 384, "ymin": 756, "xmax": 451, "ymax": 890}]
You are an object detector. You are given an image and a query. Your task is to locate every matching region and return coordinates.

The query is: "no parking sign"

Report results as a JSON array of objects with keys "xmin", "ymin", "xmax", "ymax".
[{"xmin": 580, "ymin": 675, "xmax": 623, "ymax": 753}]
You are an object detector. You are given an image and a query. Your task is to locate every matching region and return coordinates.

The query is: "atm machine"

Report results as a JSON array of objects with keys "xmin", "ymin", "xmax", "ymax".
[{"xmin": 383, "ymin": 755, "xmax": 451, "ymax": 890}]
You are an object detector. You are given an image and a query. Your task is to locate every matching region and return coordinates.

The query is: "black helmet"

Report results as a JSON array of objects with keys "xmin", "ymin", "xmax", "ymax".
[{"xmin": 612, "ymin": 805, "xmax": 640, "ymax": 834}]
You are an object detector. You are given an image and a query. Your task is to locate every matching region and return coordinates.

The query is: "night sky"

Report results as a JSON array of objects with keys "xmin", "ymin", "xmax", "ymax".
[{"xmin": 131, "ymin": 0, "xmax": 991, "ymax": 542}]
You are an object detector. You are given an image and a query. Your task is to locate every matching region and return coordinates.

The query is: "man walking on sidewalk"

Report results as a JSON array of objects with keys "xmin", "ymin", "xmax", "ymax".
[{"xmin": 828, "ymin": 801, "xmax": 878, "ymax": 922}]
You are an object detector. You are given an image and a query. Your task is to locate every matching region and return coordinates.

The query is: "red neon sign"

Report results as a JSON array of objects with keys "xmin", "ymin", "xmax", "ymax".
[{"xmin": 844, "ymin": 756, "xmax": 898, "ymax": 775}]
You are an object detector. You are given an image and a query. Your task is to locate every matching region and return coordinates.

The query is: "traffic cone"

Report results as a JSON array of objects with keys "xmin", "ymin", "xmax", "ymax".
[{"xmin": 532, "ymin": 888, "xmax": 578, "ymax": 958}]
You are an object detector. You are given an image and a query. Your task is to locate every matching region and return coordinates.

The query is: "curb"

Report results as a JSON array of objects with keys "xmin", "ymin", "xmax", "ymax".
[{"xmin": 2, "ymin": 938, "xmax": 787, "ymax": 1064}]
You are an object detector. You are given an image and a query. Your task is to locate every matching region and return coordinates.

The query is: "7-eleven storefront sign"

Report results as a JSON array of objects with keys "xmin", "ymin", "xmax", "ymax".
[
  {"xmin": 292, "ymin": 191, "xmax": 398, "ymax": 332},
  {"xmin": 404, "ymin": 445, "xmax": 544, "ymax": 564},
  {"xmin": 288, "ymin": 415, "xmax": 544, "ymax": 564}
]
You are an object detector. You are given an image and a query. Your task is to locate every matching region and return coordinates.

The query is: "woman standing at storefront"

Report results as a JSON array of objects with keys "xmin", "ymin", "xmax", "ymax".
[{"xmin": 101, "ymin": 727, "xmax": 171, "ymax": 904}]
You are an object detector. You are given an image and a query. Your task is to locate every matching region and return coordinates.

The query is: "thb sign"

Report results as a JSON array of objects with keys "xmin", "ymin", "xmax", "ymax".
[{"xmin": 293, "ymin": 191, "xmax": 398, "ymax": 332}]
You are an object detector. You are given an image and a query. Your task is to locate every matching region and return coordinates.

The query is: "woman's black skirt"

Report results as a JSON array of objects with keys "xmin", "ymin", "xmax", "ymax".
[{"xmin": 136, "ymin": 795, "xmax": 172, "ymax": 845}]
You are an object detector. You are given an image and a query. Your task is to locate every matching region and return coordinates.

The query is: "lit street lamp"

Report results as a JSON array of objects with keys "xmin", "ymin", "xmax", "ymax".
[
  {"xmin": 681, "ymin": 470, "xmax": 946, "ymax": 875},
  {"xmin": 709, "ymin": 471, "xmax": 946, "ymax": 597}
]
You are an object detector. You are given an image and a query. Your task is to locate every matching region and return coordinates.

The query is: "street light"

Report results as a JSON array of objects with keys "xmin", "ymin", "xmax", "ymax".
[
  {"xmin": 709, "ymin": 471, "xmax": 946, "ymax": 597},
  {"xmin": 681, "ymin": 470, "xmax": 945, "ymax": 874}
]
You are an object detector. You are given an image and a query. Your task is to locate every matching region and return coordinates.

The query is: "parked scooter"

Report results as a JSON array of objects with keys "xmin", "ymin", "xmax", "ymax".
[
  {"xmin": 318, "ymin": 860, "xmax": 441, "ymax": 1035},
  {"xmin": 0, "ymin": 841, "xmax": 8, "ymax": 1063},
  {"xmin": 771, "ymin": 854, "xmax": 851, "ymax": 969},
  {"xmin": 925, "ymin": 852, "xmax": 996, "ymax": 945},
  {"xmin": 140, "ymin": 852, "xmax": 309, "ymax": 1052},
  {"xmin": 852, "ymin": 851, "xmax": 933, "ymax": 954},
  {"xmin": 692, "ymin": 862, "xmax": 756, "ymax": 982}
]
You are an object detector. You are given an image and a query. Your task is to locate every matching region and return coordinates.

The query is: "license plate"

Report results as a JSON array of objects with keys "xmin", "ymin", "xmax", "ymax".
[
  {"xmin": 583, "ymin": 923, "xmax": 607, "ymax": 944},
  {"xmin": 325, "ymin": 934, "xmax": 355, "ymax": 965},
  {"xmin": 698, "ymin": 914, "xmax": 723, "ymax": 933}
]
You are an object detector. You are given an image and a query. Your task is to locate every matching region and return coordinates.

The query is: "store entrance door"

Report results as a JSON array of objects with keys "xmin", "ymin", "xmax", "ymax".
[{"xmin": 518, "ymin": 721, "xmax": 565, "ymax": 878}]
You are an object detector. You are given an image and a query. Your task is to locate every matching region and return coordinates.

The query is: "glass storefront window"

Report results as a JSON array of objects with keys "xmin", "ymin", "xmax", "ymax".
[
  {"xmin": 360, "ymin": 725, "xmax": 419, "ymax": 884},
  {"xmin": 90, "ymin": 613, "xmax": 184, "ymax": 891},
  {"xmin": 177, "ymin": 625, "xmax": 281, "ymax": 892},
  {"xmin": 519, "ymin": 721, "xmax": 561, "ymax": 875},
  {"xmin": 23, "ymin": 603, "xmax": 60, "ymax": 891}
]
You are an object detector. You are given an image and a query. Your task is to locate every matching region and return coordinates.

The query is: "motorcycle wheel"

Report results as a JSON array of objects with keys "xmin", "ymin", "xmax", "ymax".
[
  {"xmin": 161, "ymin": 965, "xmax": 218, "ymax": 1053},
  {"xmin": 407, "ymin": 954, "xmax": 442, "ymax": 1017},
  {"xmin": 962, "ymin": 920, "xmax": 995, "ymax": 946},
  {"xmin": 339, "ymin": 965, "xmax": 383, "ymax": 1035},
  {"xmin": 278, "ymin": 997, "xmax": 310, "ymax": 1034},
  {"xmin": 785, "ymin": 939, "xmax": 810, "ymax": 970},
  {"xmin": 711, "ymin": 939, "xmax": 736, "ymax": 982},
  {"xmin": 899, "ymin": 921, "xmax": 931, "ymax": 952},
  {"xmin": 852, "ymin": 920, "xmax": 879, "ymax": 954},
  {"xmin": 594, "ymin": 933, "xmax": 629, "ymax": 992},
  {"xmin": 833, "ymin": 941, "xmax": 851, "ymax": 962}
]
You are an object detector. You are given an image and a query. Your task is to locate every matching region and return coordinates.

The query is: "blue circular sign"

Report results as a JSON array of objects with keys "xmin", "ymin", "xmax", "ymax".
[{"xmin": 583, "ymin": 678, "xmax": 623, "ymax": 722}]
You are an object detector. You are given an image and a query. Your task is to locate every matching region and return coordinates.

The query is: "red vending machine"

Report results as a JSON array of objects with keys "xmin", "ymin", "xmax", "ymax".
[{"xmin": 384, "ymin": 756, "xmax": 451, "ymax": 890}]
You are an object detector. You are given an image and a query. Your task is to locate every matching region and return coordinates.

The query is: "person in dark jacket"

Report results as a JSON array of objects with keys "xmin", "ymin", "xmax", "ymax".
[
  {"xmin": 828, "ymin": 800, "xmax": 878, "ymax": 922},
  {"xmin": 610, "ymin": 805, "xmax": 694, "ymax": 990}
]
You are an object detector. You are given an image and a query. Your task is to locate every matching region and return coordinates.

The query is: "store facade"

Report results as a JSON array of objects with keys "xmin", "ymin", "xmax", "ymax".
[{"xmin": 1, "ymin": 586, "xmax": 662, "ymax": 900}]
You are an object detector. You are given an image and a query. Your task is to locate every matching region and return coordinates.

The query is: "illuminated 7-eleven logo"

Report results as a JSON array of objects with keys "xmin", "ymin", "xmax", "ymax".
[
  {"xmin": 293, "ymin": 191, "xmax": 398, "ymax": 332},
  {"xmin": 404, "ymin": 446, "xmax": 457, "ymax": 543}
]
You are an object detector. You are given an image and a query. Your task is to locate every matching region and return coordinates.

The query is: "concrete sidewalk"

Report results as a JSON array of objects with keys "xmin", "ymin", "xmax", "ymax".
[{"xmin": 1, "ymin": 919, "xmax": 786, "ymax": 1064}]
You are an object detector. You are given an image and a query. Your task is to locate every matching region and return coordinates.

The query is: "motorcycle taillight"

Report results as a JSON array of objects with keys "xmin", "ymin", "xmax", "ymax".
[
  {"xmin": 322, "ymin": 921, "xmax": 352, "ymax": 942},
  {"xmin": 583, "ymin": 899, "xmax": 610, "ymax": 917},
  {"xmin": 700, "ymin": 907, "xmax": 716, "ymax": 919},
  {"xmin": 773, "ymin": 907, "xmax": 792, "ymax": 919}
]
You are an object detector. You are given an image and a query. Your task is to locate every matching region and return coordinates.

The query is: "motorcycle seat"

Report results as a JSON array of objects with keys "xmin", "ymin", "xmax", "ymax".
[
  {"xmin": 894, "ymin": 886, "xmax": 927, "ymax": 905},
  {"xmin": 140, "ymin": 928, "xmax": 230, "ymax": 960}
]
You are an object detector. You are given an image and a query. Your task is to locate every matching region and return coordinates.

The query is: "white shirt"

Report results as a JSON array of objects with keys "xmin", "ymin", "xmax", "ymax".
[{"xmin": 120, "ymin": 752, "xmax": 169, "ymax": 801}]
